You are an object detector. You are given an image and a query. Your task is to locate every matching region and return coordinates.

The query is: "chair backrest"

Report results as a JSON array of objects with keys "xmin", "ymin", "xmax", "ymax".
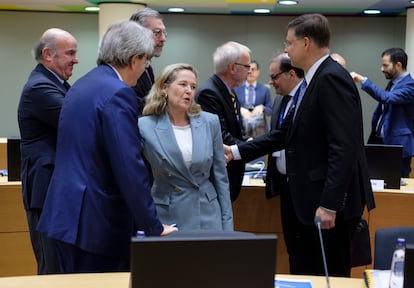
[{"xmin": 374, "ymin": 226, "xmax": 414, "ymax": 270}]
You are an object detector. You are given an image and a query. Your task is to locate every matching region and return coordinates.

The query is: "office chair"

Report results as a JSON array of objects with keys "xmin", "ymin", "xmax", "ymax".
[{"xmin": 374, "ymin": 226, "xmax": 414, "ymax": 270}]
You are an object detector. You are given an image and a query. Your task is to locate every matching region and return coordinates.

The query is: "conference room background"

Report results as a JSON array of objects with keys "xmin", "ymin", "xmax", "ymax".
[{"xmin": 0, "ymin": 10, "xmax": 406, "ymax": 140}]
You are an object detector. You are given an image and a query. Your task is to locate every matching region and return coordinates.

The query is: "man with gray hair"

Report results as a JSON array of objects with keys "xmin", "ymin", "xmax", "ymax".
[
  {"xmin": 38, "ymin": 21, "xmax": 177, "ymax": 273},
  {"xmin": 196, "ymin": 41, "xmax": 251, "ymax": 202},
  {"xmin": 18, "ymin": 27, "xmax": 78, "ymax": 274},
  {"xmin": 130, "ymin": 7, "xmax": 167, "ymax": 116}
]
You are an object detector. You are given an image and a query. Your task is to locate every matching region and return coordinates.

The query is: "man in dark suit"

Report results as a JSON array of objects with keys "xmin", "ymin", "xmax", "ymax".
[
  {"xmin": 226, "ymin": 14, "xmax": 375, "ymax": 277},
  {"xmin": 351, "ymin": 48, "xmax": 414, "ymax": 178},
  {"xmin": 130, "ymin": 7, "xmax": 167, "ymax": 116},
  {"xmin": 234, "ymin": 60, "xmax": 272, "ymax": 137},
  {"xmin": 17, "ymin": 28, "xmax": 78, "ymax": 274},
  {"xmin": 196, "ymin": 41, "xmax": 251, "ymax": 202},
  {"xmin": 264, "ymin": 52, "xmax": 304, "ymax": 199},
  {"xmin": 37, "ymin": 21, "xmax": 176, "ymax": 273}
]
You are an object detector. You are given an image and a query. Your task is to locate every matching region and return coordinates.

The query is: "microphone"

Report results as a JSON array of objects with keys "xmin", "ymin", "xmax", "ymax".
[{"xmin": 314, "ymin": 216, "xmax": 331, "ymax": 288}]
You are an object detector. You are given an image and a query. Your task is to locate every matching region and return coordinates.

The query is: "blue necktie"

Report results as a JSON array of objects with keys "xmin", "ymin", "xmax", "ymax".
[{"xmin": 247, "ymin": 85, "xmax": 254, "ymax": 105}]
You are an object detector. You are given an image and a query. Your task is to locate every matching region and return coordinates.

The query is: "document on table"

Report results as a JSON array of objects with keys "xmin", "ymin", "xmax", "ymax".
[{"xmin": 274, "ymin": 278, "xmax": 312, "ymax": 288}]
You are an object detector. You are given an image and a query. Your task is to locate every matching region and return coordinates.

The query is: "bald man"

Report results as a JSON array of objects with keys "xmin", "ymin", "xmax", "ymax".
[
  {"xmin": 18, "ymin": 28, "xmax": 78, "ymax": 274},
  {"xmin": 331, "ymin": 52, "xmax": 347, "ymax": 68}
]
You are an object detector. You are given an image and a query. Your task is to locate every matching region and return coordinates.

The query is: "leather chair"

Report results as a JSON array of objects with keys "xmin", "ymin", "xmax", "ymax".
[{"xmin": 374, "ymin": 226, "xmax": 414, "ymax": 270}]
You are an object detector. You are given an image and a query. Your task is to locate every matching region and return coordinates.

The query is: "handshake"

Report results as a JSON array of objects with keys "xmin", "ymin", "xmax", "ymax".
[{"xmin": 223, "ymin": 144, "xmax": 234, "ymax": 164}]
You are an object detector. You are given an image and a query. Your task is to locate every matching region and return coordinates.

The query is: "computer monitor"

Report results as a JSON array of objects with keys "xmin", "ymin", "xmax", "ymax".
[
  {"xmin": 364, "ymin": 144, "xmax": 402, "ymax": 189},
  {"xmin": 7, "ymin": 138, "xmax": 21, "ymax": 181},
  {"xmin": 130, "ymin": 230, "xmax": 277, "ymax": 288},
  {"xmin": 404, "ymin": 244, "xmax": 414, "ymax": 288}
]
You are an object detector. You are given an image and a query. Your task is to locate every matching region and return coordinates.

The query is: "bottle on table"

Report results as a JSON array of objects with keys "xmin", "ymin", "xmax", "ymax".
[{"xmin": 389, "ymin": 237, "xmax": 406, "ymax": 288}]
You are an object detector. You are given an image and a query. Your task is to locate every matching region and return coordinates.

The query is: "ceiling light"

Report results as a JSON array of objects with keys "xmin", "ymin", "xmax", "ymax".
[
  {"xmin": 168, "ymin": 7, "xmax": 185, "ymax": 13},
  {"xmin": 410, "ymin": 0, "xmax": 414, "ymax": 3},
  {"xmin": 278, "ymin": 0, "xmax": 298, "ymax": 5},
  {"xmin": 253, "ymin": 8, "xmax": 271, "ymax": 14},
  {"xmin": 363, "ymin": 9, "xmax": 381, "ymax": 15},
  {"xmin": 85, "ymin": 6, "xmax": 100, "ymax": 12}
]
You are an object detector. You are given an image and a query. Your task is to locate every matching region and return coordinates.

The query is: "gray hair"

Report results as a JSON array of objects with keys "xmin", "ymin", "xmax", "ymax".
[
  {"xmin": 213, "ymin": 41, "xmax": 251, "ymax": 74},
  {"xmin": 130, "ymin": 7, "xmax": 162, "ymax": 27},
  {"xmin": 97, "ymin": 21, "xmax": 154, "ymax": 67}
]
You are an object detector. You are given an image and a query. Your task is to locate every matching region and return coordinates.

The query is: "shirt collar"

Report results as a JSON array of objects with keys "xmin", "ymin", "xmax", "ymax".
[{"xmin": 304, "ymin": 54, "xmax": 330, "ymax": 85}]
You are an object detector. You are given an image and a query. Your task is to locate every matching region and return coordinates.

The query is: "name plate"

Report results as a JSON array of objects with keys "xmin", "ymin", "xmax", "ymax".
[{"xmin": 370, "ymin": 179, "xmax": 385, "ymax": 190}]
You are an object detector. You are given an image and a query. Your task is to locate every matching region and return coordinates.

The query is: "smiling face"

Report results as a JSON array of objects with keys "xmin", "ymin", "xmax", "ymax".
[
  {"xmin": 44, "ymin": 33, "xmax": 78, "ymax": 80},
  {"xmin": 163, "ymin": 69, "xmax": 197, "ymax": 114},
  {"xmin": 381, "ymin": 54, "xmax": 398, "ymax": 80}
]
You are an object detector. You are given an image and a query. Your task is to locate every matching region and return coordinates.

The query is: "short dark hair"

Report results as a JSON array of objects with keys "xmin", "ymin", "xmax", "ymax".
[
  {"xmin": 277, "ymin": 54, "xmax": 304, "ymax": 78},
  {"xmin": 382, "ymin": 48, "xmax": 408, "ymax": 70},
  {"xmin": 287, "ymin": 13, "xmax": 330, "ymax": 48},
  {"xmin": 250, "ymin": 60, "xmax": 259, "ymax": 70}
]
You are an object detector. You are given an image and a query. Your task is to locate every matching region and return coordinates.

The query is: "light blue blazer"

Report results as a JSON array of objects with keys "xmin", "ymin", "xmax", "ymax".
[{"xmin": 138, "ymin": 111, "xmax": 233, "ymax": 231}]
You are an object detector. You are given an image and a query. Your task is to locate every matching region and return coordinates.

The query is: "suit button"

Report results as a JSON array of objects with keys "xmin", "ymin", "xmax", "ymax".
[
  {"xmin": 193, "ymin": 185, "xmax": 199, "ymax": 190},
  {"xmin": 174, "ymin": 187, "xmax": 181, "ymax": 192}
]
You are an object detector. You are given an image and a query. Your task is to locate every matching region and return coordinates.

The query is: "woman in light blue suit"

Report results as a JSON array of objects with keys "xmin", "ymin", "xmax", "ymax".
[{"xmin": 138, "ymin": 63, "xmax": 233, "ymax": 231}]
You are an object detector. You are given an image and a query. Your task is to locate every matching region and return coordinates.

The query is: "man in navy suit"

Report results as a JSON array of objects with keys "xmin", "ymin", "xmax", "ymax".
[
  {"xmin": 196, "ymin": 41, "xmax": 251, "ymax": 202},
  {"xmin": 234, "ymin": 60, "xmax": 272, "ymax": 137},
  {"xmin": 130, "ymin": 7, "xmax": 167, "ymax": 116},
  {"xmin": 37, "ymin": 21, "xmax": 177, "ymax": 273},
  {"xmin": 226, "ymin": 14, "xmax": 375, "ymax": 276},
  {"xmin": 351, "ymin": 48, "xmax": 414, "ymax": 177},
  {"xmin": 18, "ymin": 28, "xmax": 78, "ymax": 274}
]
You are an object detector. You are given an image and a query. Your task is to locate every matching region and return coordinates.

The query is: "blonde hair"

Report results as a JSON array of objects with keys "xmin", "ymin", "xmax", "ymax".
[{"xmin": 143, "ymin": 63, "xmax": 201, "ymax": 116}]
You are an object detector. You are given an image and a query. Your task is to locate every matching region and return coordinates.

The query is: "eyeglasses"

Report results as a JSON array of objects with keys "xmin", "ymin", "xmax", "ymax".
[
  {"xmin": 234, "ymin": 63, "xmax": 251, "ymax": 70},
  {"xmin": 270, "ymin": 71, "xmax": 286, "ymax": 81},
  {"xmin": 152, "ymin": 29, "xmax": 168, "ymax": 38},
  {"xmin": 284, "ymin": 37, "xmax": 304, "ymax": 48}
]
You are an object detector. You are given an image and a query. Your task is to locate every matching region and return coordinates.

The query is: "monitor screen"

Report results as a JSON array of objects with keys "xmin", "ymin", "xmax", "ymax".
[
  {"xmin": 404, "ymin": 244, "xmax": 414, "ymax": 288},
  {"xmin": 130, "ymin": 230, "xmax": 277, "ymax": 288},
  {"xmin": 364, "ymin": 144, "xmax": 402, "ymax": 189}
]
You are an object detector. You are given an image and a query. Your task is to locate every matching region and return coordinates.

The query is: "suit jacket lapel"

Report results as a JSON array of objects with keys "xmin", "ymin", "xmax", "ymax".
[
  {"xmin": 271, "ymin": 96, "xmax": 283, "ymax": 130},
  {"xmin": 154, "ymin": 113, "xmax": 195, "ymax": 182},
  {"xmin": 286, "ymin": 61, "xmax": 325, "ymax": 142},
  {"xmin": 212, "ymin": 75, "xmax": 239, "ymax": 122},
  {"xmin": 188, "ymin": 115, "xmax": 205, "ymax": 176}
]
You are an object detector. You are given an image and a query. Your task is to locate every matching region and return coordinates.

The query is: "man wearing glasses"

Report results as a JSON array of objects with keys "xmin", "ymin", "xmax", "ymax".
[
  {"xmin": 130, "ymin": 7, "xmax": 167, "ymax": 116},
  {"xmin": 196, "ymin": 41, "xmax": 251, "ymax": 202},
  {"xmin": 265, "ymin": 52, "xmax": 304, "ymax": 199}
]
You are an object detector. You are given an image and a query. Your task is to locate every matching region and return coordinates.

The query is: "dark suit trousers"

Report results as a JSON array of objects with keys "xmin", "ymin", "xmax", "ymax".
[
  {"xmin": 26, "ymin": 208, "xmax": 60, "ymax": 274},
  {"xmin": 55, "ymin": 240, "xmax": 129, "ymax": 273},
  {"xmin": 280, "ymin": 184, "xmax": 359, "ymax": 277}
]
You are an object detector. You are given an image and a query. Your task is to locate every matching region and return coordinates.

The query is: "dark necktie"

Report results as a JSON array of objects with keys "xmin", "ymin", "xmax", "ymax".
[
  {"xmin": 63, "ymin": 81, "xmax": 71, "ymax": 91},
  {"xmin": 280, "ymin": 79, "xmax": 307, "ymax": 131},
  {"xmin": 375, "ymin": 80, "xmax": 393, "ymax": 137}
]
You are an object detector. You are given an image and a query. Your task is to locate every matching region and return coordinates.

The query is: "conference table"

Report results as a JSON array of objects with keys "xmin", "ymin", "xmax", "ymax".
[{"xmin": 0, "ymin": 272, "xmax": 364, "ymax": 287}]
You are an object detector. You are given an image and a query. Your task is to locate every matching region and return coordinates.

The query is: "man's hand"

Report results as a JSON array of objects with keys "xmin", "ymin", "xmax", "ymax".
[
  {"xmin": 251, "ymin": 104, "xmax": 264, "ymax": 116},
  {"xmin": 160, "ymin": 224, "xmax": 178, "ymax": 236},
  {"xmin": 315, "ymin": 207, "xmax": 336, "ymax": 230},
  {"xmin": 350, "ymin": 71, "xmax": 366, "ymax": 83},
  {"xmin": 240, "ymin": 107, "xmax": 252, "ymax": 120},
  {"xmin": 223, "ymin": 144, "xmax": 234, "ymax": 164}
]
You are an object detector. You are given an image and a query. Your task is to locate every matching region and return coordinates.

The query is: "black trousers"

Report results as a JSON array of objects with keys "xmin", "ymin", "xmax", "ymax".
[
  {"xmin": 26, "ymin": 208, "xmax": 60, "ymax": 274},
  {"xmin": 280, "ymin": 183, "xmax": 359, "ymax": 277}
]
